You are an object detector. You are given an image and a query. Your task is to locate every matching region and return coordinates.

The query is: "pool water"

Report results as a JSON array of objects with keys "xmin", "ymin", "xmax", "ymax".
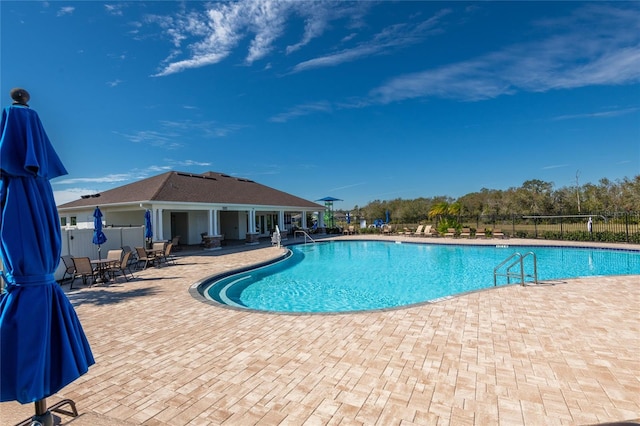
[{"xmin": 204, "ymin": 241, "xmax": 640, "ymax": 313}]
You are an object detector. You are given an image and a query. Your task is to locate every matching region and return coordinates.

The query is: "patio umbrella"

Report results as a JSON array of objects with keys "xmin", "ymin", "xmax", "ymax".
[
  {"xmin": 144, "ymin": 209, "xmax": 153, "ymax": 247},
  {"xmin": 385, "ymin": 210, "xmax": 390, "ymax": 224},
  {"xmin": 0, "ymin": 89, "xmax": 94, "ymax": 424},
  {"xmin": 92, "ymin": 206, "xmax": 107, "ymax": 260},
  {"xmin": 346, "ymin": 212, "xmax": 351, "ymax": 224}
]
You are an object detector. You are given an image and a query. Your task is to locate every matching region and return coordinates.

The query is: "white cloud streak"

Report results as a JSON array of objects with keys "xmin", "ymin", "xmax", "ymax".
[
  {"xmin": 268, "ymin": 101, "xmax": 332, "ymax": 123},
  {"xmin": 369, "ymin": 4, "xmax": 640, "ymax": 104},
  {"xmin": 56, "ymin": 6, "xmax": 74, "ymax": 17},
  {"xmin": 149, "ymin": 0, "xmax": 368, "ymax": 77}
]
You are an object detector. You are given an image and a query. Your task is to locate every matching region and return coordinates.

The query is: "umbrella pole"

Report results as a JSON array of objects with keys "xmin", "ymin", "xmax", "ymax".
[{"xmin": 32, "ymin": 399, "xmax": 53, "ymax": 426}]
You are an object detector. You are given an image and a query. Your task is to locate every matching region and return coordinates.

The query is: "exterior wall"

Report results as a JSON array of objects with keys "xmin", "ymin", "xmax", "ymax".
[
  {"xmin": 220, "ymin": 211, "xmax": 242, "ymax": 239},
  {"xmin": 108, "ymin": 211, "xmax": 146, "ymax": 228},
  {"xmin": 188, "ymin": 211, "xmax": 209, "ymax": 245}
]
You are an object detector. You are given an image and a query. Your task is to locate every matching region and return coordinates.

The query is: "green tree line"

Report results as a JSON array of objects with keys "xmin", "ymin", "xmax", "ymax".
[{"xmin": 345, "ymin": 175, "xmax": 640, "ymax": 224}]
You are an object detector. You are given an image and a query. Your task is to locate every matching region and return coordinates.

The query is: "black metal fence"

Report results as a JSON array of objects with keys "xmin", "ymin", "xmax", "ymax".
[{"xmin": 462, "ymin": 211, "xmax": 640, "ymax": 244}]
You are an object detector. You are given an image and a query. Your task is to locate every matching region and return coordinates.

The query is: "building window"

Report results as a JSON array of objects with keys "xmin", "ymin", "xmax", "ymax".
[
  {"xmin": 60, "ymin": 217, "xmax": 67, "ymax": 227},
  {"xmin": 70, "ymin": 216, "xmax": 77, "ymax": 226}
]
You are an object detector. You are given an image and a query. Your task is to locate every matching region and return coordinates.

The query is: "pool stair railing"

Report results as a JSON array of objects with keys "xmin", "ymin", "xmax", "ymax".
[
  {"xmin": 294, "ymin": 229, "xmax": 316, "ymax": 244},
  {"xmin": 493, "ymin": 252, "xmax": 538, "ymax": 286}
]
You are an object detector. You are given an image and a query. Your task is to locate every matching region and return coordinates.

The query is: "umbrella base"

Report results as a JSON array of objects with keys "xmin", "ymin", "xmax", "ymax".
[{"xmin": 15, "ymin": 399, "xmax": 78, "ymax": 426}]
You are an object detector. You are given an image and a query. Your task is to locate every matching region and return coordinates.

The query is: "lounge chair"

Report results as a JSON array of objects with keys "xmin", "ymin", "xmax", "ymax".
[
  {"xmin": 170, "ymin": 235, "xmax": 182, "ymax": 251},
  {"xmin": 342, "ymin": 225, "xmax": 355, "ymax": 235},
  {"xmin": 460, "ymin": 228, "xmax": 471, "ymax": 238},
  {"xmin": 492, "ymin": 228, "xmax": 505, "ymax": 239},
  {"xmin": 411, "ymin": 225, "xmax": 425, "ymax": 237},
  {"xmin": 444, "ymin": 228, "xmax": 456, "ymax": 238},
  {"xmin": 60, "ymin": 255, "xmax": 75, "ymax": 282},
  {"xmin": 107, "ymin": 251, "xmax": 134, "ymax": 282},
  {"xmin": 424, "ymin": 225, "xmax": 438, "ymax": 237},
  {"xmin": 71, "ymin": 257, "xmax": 98, "ymax": 289},
  {"xmin": 382, "ymin": 225, "xmax": 393, "ymax": 235},
  {"xmin": 475, "ymin": 227, "xmax": 486, "ymax": 238},
  {"xmin": 398, "ymin": 227, "xmax": 411, "ymax": 236}
]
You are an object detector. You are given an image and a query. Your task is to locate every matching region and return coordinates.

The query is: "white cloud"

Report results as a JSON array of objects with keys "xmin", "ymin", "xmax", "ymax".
[
  {"xmin": 55, "ymin": 174, "xmax": 132, "ymax": 185},
  {"xmin": 149, "ymin": 0, "xmax": 367, "ymax": 77},
  {"xmin": 552, "ymin": 107, "xmax": 639, "ymax": 121},
  {"xmin": 268, "ymin": 101, "xmax": 332, "ymax": 123},
  {"xmin": 290, "ymin": 8, "xmax": 451, "ymax": 73},
  {"xmin": 104, "ymin": 4, "xmax": 124, "ymax": 16},
  {"xmin": 107, "ymin": 79, "xmax": 123, "ymax": 87},
  {"xmin": 369, "ymin": 4, "xmax": 640, "ymax": 104},
  {"xmin": 56, "ymin": 6, "xmax": 74, "ymax": 17}
]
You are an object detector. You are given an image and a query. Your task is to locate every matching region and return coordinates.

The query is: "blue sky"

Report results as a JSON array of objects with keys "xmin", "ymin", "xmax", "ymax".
[{"xmin": 2, "ymin": 1, "xmax": 639, "ymax": 209}]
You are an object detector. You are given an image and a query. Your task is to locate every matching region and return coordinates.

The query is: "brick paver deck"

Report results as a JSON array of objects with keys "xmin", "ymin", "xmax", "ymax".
[{"xmin": 1, "ymin": 236, "xmax": 639, "ymax": 425}]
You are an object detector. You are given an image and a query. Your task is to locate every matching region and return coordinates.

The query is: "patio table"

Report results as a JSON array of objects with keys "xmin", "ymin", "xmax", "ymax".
[{"xmin": 91, "ymin": 259, "xmax": 118, "ymax": 283}]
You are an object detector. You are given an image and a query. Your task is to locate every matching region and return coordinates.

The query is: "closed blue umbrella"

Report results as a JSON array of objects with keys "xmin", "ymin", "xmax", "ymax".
[
  {"xmin": 346, "ymin": 212, "xmax": 351, "ymax": 224},
  {"xmin": 0, "ymin": 89, "xmax": 94, "ymax": 423},
  {"xmin": 92, "ymin": 206, "xmax": 107, "ymax": 260},
  {"xmin": 386, "ymin": 210, "xmax": 390, "ymax": 224},
  {"xmin": 144, "ymin": 209, "xmax": 153, "ymax": 247}
]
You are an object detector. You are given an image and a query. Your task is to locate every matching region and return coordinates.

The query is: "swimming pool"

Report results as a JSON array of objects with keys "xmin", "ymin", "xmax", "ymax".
[{"xmin": 202, "ymin": 241, "xmax": 640, "ymax": 313}]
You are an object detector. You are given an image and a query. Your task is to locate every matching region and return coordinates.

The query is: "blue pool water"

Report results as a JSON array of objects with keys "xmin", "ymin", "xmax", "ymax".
[{"xmin": 203, "ymin": 241, "xmax": 640, "ymax": 313}]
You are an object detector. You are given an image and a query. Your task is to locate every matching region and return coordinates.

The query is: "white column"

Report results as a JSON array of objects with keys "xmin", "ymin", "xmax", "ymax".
[
  {"xmin": 208, "ymin": 210, "xmax": 214, "ymax": 236},
  {"xmin": 154, "ymin": 208, "xmax": 164, "ymax": 241},
  {"xmin": 212, "ymin": 209, "xmax": 219, "ymax": 236},
  {"xmin": 250, "ymin": 209, "xmax": 256, "ymax": 233},
  {"xmin": 301, "ymin": 211, "xmax": 307, "ymax": 229},
  {"xmin": 278, "ymin": 211, "xmax": 285, "ymax": 231},
  {"xmin": 318, "ymin": 211, "xmax": 325, "ymax": 228}
]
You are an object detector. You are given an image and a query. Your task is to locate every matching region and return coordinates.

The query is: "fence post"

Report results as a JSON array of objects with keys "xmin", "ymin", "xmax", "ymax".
[{"xmin": 625, "ymin": 212, "xmax": 629, "ymax": 243}]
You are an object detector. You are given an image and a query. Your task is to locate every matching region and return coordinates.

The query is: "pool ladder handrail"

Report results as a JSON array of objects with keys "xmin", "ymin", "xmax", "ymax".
[
  {"xmin": 493, "ymin": 251, "xmax": 538, "ymax": 286},
  {"xmin": 294, "ymin": 230, "xmax": 316, "ymax": 244}
]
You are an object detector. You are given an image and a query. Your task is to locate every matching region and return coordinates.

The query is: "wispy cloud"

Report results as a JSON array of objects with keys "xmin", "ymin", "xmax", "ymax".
[
  {"xmin": 148, "ymin": 0, "xmax": 367, "ymax": 77},
  {"xmin": 55, "ymin": 174, "xmax": 133, "ymax": 185},
  {"xmin": 104, "ymin": 4, "xmax": 124, "ymax": 16},
  {"xmin": 369, "ymin": 4, "xmax": 640, "ymax": 104},
  {"xmin": 114, "ymin": 119, "xmax": 243, "ymax": 148},
  {"xmin": 328, "ymin": 182, "xmax": 367, "ymax": 192},
  {"xmin": 114, "ymin": 129, "xmax": 181, "ymax": 148},
  {"xmin": 268, "ymin": 101, "xmax": 332, "ymax": 123},
  {"xmin": 542, "ymin": 164, "xmax": 569, "ymax": 170},
  {"xmin": 56, "ymin": 6, "xmax": 74, "ymax": 17},
  {"xmin": 107, "ymin": 79, "xmax": 123, "ymax": 87},
  {"xmin": 291, "ymin": 9, "xmax": 451, "ymax": 74},
  {"xmin": 552, "ymin": 107, "xmax": 639, "ymax": 121}
]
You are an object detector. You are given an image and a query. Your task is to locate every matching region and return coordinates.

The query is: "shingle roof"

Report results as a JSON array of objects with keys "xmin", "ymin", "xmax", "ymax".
[{"xmin": 58, "ymin": 171, "xmax": 324, "ymax": 210}]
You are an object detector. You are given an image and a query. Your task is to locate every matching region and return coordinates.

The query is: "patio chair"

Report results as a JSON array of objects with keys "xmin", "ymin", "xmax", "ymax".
[
  {"xmin": 60, "ymin": 255, "xmax": 75, "ymax": 283},
  {"xmin": 475, "ymin": 227, "xmax": 486, "ymax": 238},
  {"xmin": 171, "ymin": 235, "xmax": 182, "ymax": 251},
  {"xmin": 444, "ymin": 228, "xmax": 456, "ymax": 238},
  {"xmin": 122, "ymin": 245, "xmax": 138, "ymax": 269},
  {"xmin": 460, "ymin": 228, "xmax": 471, "ymax": 238},
  {"xmin": 71, "ymin": 257, "xmax": 98, "ymax": 289},
  {"xmin": 107, "ymin": 251, "xmax": 135, "ymax": 282},
  {"xmin": 135, "ymin": 246, "xmax": 157, "ymax": 270},
  {"xmin": 106, "ymin": 249, "xmax": 123, "ymax": 264},
  {"xmin": 157, "ymin": 242, "xmax": 176, "ymax": 266}
]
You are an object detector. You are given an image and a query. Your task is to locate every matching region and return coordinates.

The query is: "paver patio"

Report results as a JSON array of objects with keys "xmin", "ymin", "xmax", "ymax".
[{"xmin": 1, "ymin": 236, "xmax": 639, "ymax": 425}]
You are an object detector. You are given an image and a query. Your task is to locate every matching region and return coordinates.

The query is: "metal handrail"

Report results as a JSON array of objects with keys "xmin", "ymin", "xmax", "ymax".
[
  {"xmin": 494, "ymin": 251, "xmax": 538, "ymax": 286},
  {"xmin": 294, "ymin": 230, "xmax": 316, "ymax": 244}
]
